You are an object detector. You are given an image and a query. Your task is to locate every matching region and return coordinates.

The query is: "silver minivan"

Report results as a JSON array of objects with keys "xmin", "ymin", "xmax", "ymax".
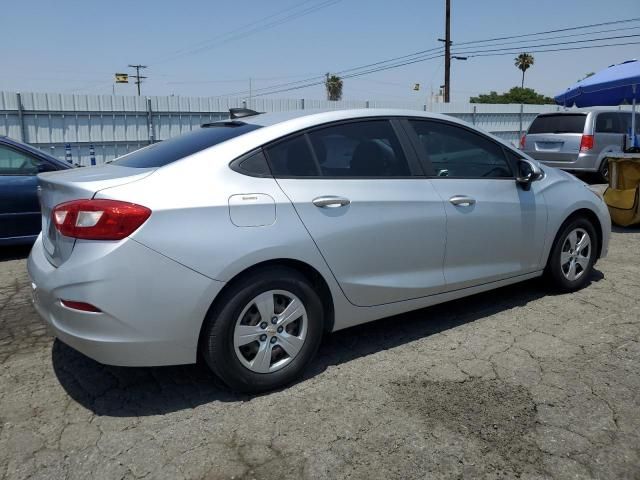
[{"xmin": 520, "ymin": 109, "xmax": 640, "ymax": 181}]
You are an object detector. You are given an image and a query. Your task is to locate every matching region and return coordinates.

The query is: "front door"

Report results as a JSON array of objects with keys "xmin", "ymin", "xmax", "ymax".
[
  {"xmin": 405, "ymin": 119, "xmax": 547, "ymax": 290},
  {"xmin": 264, "ymin": 119, "xmax": 447, "ymax": 307}
]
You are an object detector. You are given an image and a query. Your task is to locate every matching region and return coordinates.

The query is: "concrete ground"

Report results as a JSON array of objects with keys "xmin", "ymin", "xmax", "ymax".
[{"xmin": 1, "ymin": 226, "xmax": 639, "ymax": 479}]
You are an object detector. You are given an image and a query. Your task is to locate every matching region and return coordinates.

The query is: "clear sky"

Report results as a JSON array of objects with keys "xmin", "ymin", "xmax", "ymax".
[{"xmin": 3, "ymin": 0, "xmax": 640, "ymax": 102}]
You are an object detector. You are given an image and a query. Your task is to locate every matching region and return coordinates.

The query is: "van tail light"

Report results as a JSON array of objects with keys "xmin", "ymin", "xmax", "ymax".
[
  {"xmin": 580, "ymin": 134, "xmax": 594, "ymax": 152},
  {"xmin": 52, "ymin": 199, "xmax": 151, "ymax": 240},
  {"xmin": 519, "ymin": 134, "xmax": 526, "ymax": 149}
]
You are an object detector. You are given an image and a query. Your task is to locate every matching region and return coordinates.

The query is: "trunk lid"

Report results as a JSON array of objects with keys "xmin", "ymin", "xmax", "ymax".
[{"xmin": 38, "ymin": 165, "xmax": 154, "ymax": 266}]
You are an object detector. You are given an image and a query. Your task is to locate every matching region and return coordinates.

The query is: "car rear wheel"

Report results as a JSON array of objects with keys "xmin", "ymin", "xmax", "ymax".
[
  {"xmin": 200, "ymin": 267, "xmax": 324, "ymax": 393},
  {"xmin": 546, "ymin": 217, "xmax": 598, "ymax": 292}
]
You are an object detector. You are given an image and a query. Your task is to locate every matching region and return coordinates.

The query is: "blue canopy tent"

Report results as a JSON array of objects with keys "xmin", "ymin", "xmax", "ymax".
[{"xmin": 554, "ymin": 59, "xmax": 640, "ymax": 148}]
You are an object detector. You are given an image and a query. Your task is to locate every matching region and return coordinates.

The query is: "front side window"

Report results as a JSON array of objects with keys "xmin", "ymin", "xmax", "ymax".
[
  {"xmin": 409, "ymin": 120, "xmax": 512, "ymax": 178},
  {"xmin": 0, "ymin": 146, "xmax": 43, "ymax": 175}
]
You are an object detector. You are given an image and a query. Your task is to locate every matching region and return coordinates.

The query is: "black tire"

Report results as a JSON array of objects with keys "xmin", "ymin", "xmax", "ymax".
[
  {"xmin": 200, "ymin": 266, "xmax": 324, "ymax": 393},
  {"xmin": 546, "ymin": 217, "xmax": 598, "ymax": 292}
]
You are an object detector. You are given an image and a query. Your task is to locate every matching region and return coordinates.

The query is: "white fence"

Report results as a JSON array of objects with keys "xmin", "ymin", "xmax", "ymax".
[{"xmin": 0, "ymin": 91, "xmax": 564, "ymax": 165}]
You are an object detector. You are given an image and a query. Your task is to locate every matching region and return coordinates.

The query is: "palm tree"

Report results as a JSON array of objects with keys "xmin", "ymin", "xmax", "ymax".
[
  {"xmin": 325, "ymin": 74, "xmax": 343, "ymax": 101},
  {"xmin": 514, "ymin": 53, "xmax": 535, "ymax": 88}
]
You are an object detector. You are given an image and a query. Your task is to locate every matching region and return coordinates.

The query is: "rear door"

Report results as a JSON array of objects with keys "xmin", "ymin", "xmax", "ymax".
[
  {"xmin": 523, "ymin": 113, "xmax": 587, "ymax": 163},
  {"xmin": 0, "ymin": 144, "xmax": 52, "ymax": 240},
  {"xmin": 405, "ymin": 119, "xmax": 547, "ymax": 290},
  {"xmin": 265, "ymin": 118, "xmax": 447, "ymax": 307}
]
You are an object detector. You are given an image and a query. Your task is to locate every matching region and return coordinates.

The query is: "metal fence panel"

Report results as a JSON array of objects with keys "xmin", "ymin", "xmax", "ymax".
[{"xmin": 0, "ymin": 91, "xmax": 571, "ymax": 165}]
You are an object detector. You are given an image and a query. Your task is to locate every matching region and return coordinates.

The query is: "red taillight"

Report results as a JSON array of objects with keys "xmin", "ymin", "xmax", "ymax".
[
  {"xmin": 580, "ymin": 134, "xmax": 594, "ymax": 152},
  {"xmin": 60, "ymin": 300, "xmax": 102, "ymax": 312},
  {"xmin": 519, "ymin": 134, "xmax": 526, "ymax": 149},
  {"xmin": 52, "ymin": 199, "xmax": 151, "ymax": 240}
]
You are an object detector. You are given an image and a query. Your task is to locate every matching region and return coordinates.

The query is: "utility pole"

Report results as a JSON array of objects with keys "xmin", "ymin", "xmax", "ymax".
[
  {"xmin": 128, "ymin": 64, "xmax": 148, "ymax": 96},
  {"xmin": 443, "ymin": 0, "xmax": 451, "ymax": 103}
]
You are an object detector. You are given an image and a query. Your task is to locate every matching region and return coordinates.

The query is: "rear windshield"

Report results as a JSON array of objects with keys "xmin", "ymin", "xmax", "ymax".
[
  {"xmin": 528, "ymin": 114, "xmax": 587, "ymax": 134},
  {"xmin": 111, "ymin": 122, "xmax": 262, "ymax": 168}
]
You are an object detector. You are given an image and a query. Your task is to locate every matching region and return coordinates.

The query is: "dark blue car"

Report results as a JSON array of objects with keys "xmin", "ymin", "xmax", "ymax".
[{"xmin": 0, "ymin": 137, "xmax": 72, "ymax": 245}]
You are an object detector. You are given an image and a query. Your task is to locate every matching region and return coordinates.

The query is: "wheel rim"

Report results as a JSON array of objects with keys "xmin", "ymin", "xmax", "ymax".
[
  {"xmin": 233, "ymin": 290, "xmax": 308, "ymax": 374},
  {"xmin": 560, "ymin": 228, "xmax": 591, "ymax": 281},
  {"xmin": 601, "ymin": 163, "xmax": 609, "ymax": 180}
]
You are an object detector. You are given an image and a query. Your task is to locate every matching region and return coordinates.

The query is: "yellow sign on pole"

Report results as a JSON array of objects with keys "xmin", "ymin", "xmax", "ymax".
[{"xmin": 115, "ymin": 73, "xmax": 129, "ymax": 84}]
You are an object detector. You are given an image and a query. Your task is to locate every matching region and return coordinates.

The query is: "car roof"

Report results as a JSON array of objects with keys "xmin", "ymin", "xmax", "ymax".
[
  {"xmin": 233, "ymin": 108, "xmax": 465, "ymax": 129},
  {"xmin": 537, "ymin": 108, "xmax": 630, "ymax": 116}
]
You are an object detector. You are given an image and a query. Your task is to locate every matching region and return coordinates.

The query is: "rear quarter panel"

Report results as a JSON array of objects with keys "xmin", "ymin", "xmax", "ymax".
[{"xmin": 93, "ymin": 142, "xmax": 368, "ymax": 331}]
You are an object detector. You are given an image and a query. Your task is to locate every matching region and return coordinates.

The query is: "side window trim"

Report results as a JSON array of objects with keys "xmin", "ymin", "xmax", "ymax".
[
  {"xmin": 389, "ymin": 118, "xmax": 426, "ymax": 176},
  {"xmin": 403, "ymin": 117, "xmax": 515, "ymax": 180}
]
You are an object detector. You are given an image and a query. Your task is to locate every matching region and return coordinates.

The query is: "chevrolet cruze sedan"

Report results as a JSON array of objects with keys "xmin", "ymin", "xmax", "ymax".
[{"xmin": 28, "ymin": 109, "xmax": 610, "ymax": 392}]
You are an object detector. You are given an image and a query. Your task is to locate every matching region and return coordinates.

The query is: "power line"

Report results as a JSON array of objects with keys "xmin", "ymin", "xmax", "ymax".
[
  {"xmin": 460, "ymin": 40, "xmax": 640, "ymax": 58},
  {"xmin": 250, "ymin": 37, "xmax": 640, "ymax": 98},
  {"xmin": 452, "ymin": 33, "xmax": 640, "ymax": 55},
  {"xmin": 199, "ymin": 17, "xmax": 640, "ymax": 99},
  {"xmin": 451, "ymin": 25, "xmax": 640, "ymax": 50},
  {"xmin": 454, "ymin": 16, "xmax": 640, "ymax": 45},
  {"xmin": 152, "ymin": 0, "xmax": 341, "ymax": 65}
]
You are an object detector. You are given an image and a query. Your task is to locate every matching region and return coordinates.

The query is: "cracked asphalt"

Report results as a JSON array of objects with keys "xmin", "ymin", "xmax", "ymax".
[{"xmin": 1, "ymin": 225, "xmax": 639, "ymax": 479}]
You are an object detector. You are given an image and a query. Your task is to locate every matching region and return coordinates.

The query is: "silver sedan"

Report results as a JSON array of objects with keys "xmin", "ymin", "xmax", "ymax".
[{"xmin": 28, "ymin": 109, "xmax": 610, "ymax": 392}]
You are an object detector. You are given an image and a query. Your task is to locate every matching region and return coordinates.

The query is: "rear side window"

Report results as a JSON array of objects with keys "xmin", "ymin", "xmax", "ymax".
[
  {"xmin": 528, "ymin": 114, "xmax": 586, "ymax": 134},
  {"xmin": 595, "ymin": 113, "xmax": 623, "ymax": 133},
  {"xmin": 265, "ymin": 120, "xmax": 411, "ymax": 178},
  {"xmin": 112, "ymin": 122, "xmax": 262, "ymax": 168},
  {"xmin": 308, "ymin": 120, "xmax": 410, "ymax": 177},
  {"xmin": 619, "ymin": 112, "xmax": 640, "ymax": 134},
  {"xmin": 266, "ymin": 135, "xmax": 319, "ymax": 177}
]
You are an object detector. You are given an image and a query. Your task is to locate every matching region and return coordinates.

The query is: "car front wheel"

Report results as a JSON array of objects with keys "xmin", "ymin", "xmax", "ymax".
[
  {"xmin": 200, "ymin": 267, "xmax": 324, "ymax": 393},
  {"xmin": 546, "ymin": 217, "xmax": 598, "ymax": 292}
]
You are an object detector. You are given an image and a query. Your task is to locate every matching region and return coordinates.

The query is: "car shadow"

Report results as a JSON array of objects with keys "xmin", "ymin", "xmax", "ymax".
[
  {"xmin": 0, "ymin": 245, "xmax": 32, "ymax": 262},
  {"xmin": 52, "ymin": 271, "xmax": 604, "ymax": 417},
  {"xmin": 612, "ymin": 224, "xmax": 640, "ymax": 234}
]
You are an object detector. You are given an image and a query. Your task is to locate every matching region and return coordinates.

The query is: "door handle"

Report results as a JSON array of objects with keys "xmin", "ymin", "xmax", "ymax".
[
  {"xmin": 449, "ymin": 195, "xmax": 476, "ymax": 207},
  {"xmin": 312, "ymin": 196, "xmax": 351, "ymax": 208}
]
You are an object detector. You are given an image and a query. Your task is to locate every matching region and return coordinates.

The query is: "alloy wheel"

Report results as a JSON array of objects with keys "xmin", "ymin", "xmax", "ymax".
[{"xmin": 560, "ymin": 228, "xmax": 591, "ymax": 281}]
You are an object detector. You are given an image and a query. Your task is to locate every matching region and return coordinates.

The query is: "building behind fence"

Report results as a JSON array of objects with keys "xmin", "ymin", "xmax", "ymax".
[{"xmin": 0, "ymin": 91, "xmax": 566, "ymax": 165}]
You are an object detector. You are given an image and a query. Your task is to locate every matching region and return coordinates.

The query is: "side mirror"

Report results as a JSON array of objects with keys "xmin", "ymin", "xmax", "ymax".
[{"xmin": 515, "ymin": 159, "xmax": 543, "ymax": 190}]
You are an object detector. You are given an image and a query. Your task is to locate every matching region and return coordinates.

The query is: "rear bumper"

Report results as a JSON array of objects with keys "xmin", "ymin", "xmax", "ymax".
[
  {"xmin": 525, "ymin": 152, "xmax": 599, "ymax": 172},
  {"xmin": 27, "ymin": 235, "xmax": 224, "ymax": 366}
]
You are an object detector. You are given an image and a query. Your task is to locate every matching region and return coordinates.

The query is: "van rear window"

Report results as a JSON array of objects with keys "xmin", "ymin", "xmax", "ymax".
[
  {"xmin": 528, "ymin": 114, "xmax": 586, "ymax": 134},
  {"xmin": 112, "ymin": 122, "xmax": 262, "ymax": 168}
]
